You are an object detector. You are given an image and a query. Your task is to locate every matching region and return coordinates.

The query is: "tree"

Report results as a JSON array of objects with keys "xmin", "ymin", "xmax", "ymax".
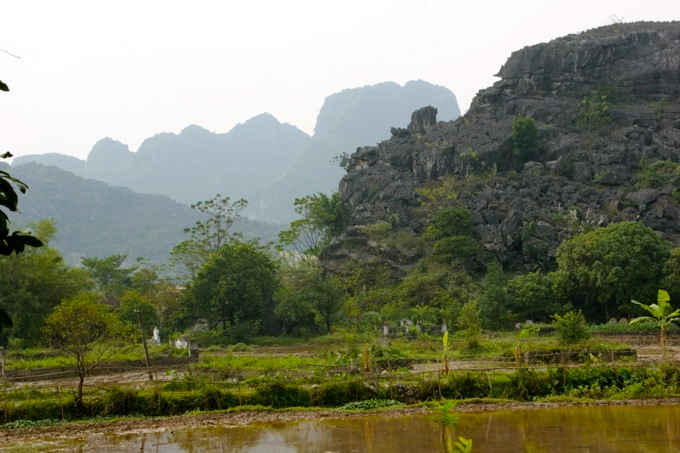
[
  {"xmin": 0, "ymin": 151, "xmax": 43, "ymax": 335},
  {"xmin": 129, "ymin": 265, "xmax": 183, "ymax": 331},
  {"xmin": 0, "ymin": 219, "xmax": 90, "ymax": 345},
  {"xmin": 425, "ymin": 206, "xmax": 479, "ymax": 262},
  {"xmin": 506, "ymin": 271, "xmax": 563, "ymax": 323},
  {"xmin": 278, "ymin": 192, "xmax": 349, "ymax": 255},
  {"xmin": 554, "ymin": 221, "xmax": 670, "ymax": 322},
  {"xmin": 81, "ymin": 254, "xmax": 137, "ymax": 297},
  {"xmin": 661, "ymin": 247, "xmax": 680, "ymax": 301},
  {"xmin": 171, "ymin": 194, "xmax": 247, "ymax": 276},
  {"xmin": 477, "ymin": 261, "xmax": 508, "ymax": 330},
  {"xmin": 43, "ymin": 293, "xmax": 133, "ymax": 411},
  {"xmin": 190, "ymin": 240, "xmax": 277, "ymax": 330},
  {"xmin": 116, "ymin": 290, "xmax": 159, "ymax": 333},
  {"xmin": 426, "ymin": 206, "xmax": 473, "ymax": 239},
  {"xmin": 631, "ymin": 289, "xmax": 680, "ymax": 360},
  {"xmin": 275, "ymin": 258, "xmax": 346, "ymax": 334},
  {"xmin": 512, "ymin": 114, "xmax": 539, "ymax": 160}
]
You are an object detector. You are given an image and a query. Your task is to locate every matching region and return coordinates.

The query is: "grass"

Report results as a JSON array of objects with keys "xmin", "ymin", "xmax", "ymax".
[
  {"xmin": 1, "ymin": 329, "xmax": 678, "ymax": 424},
  {"xmin": 5, "ymin": 344, "xmax": 186, "ymax": 370}
]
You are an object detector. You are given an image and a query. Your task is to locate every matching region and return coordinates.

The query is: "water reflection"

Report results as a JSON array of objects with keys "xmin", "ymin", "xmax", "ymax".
[{"xmin": 41, "ymin": 404, "xmax": 680, "ymax": 452}]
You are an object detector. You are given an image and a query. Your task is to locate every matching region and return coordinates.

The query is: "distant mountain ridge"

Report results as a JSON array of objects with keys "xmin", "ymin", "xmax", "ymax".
[
  {"xmin": 14, "ymin": 80, "xmax": 460, "ymax": 223},
  {"xmin": 16, "ymin": 113, "xmax": 310, "ymax": 207},
  {"xmin": 7, "ymin": 162, "xmax": 283, "ymax": 264},
  {"xmin": 250, "ymin": 80, "xmax": 460, "ymax": 221}
]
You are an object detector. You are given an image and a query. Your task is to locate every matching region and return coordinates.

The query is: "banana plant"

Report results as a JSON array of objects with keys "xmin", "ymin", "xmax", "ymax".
[{"xmin": 631, "ymin": 289, "xmax": 680, "ymax": 360}]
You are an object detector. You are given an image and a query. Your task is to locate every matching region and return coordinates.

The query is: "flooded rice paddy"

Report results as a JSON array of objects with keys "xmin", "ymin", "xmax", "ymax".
[{"xmin": 12, "ymin": 403, "xmax": 680, "ymax": 452}]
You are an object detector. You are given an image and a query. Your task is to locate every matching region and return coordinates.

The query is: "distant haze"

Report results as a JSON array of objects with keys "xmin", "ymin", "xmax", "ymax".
[{"xmin": 2, "ymin": 1, "xmax": 679, "ymax": 159}]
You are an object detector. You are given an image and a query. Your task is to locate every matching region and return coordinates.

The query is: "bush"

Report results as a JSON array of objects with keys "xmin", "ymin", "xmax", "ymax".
[
  {"xmin": 253, "ymin": 382, "xmax": 311, "ymax": 408},
  {"xmin": 512, "ymin": 115, "xmax": 539, "ymax": 160},
  {"xmin": 552, "ymin": 310, "xmax": 590, "ymax": 345}
]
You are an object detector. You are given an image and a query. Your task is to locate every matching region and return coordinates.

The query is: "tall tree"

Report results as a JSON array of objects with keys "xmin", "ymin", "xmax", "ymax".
[
  {"xmin": 477, "ymin": 261, "xmax": 509, "ymax": 329},
  {"xmin": 506, "ymin": 271, "xmax": 562, "ymax": 323},
  {"xmin": 190, "ymin": 240, "xmax": 277, "ymax": 330},
  {"xmin": 81, "ymin": 254, "xmax": 137, "ymax": 297},
  {"xmin": 555, "ymin": 221, "xmax": 670, "ymax": 321},
  {"xmin": 278, "ymin": 192, "xmax": 349, "ymax": 255},
  {"xmin": 171, "ymin": 194, "xmax": 247, "ymax": 277},
  {"xmin": 275, "ymin": 258, "xmax": 345, "ymax": 333}
]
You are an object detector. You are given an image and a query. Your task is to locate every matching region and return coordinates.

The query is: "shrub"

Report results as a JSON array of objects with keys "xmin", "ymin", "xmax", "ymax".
[
  {"xmin": 576, "ymin": 95, "xmax": 610, "ymax": 134},
  {"xmin": 552, "ymin": 310, "xmax": 590, "ymax": 345},
  {"xmin": 253, "ymin": 382, "xmax": 311, "ymax": 408},
  {"xmin": 512, "ymin": 115, "xmax": 539, "ymax": 160}
]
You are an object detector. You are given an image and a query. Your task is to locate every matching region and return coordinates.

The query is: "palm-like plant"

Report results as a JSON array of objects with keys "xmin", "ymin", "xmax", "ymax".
[{"xmin": 631, "ymin": 289, "xmax": 680, "ymax": 360}]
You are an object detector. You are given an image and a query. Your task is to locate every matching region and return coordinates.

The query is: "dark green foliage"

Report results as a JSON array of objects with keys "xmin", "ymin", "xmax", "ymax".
[
  {"xmin": 427, "ymin": 207, "xmax": 473, "ymax": 240},
  {"xmin": 338, "ymin": 399, "xmax": 400, "ymax": 410},
  {"xmin": 0, "ymin": 153, "xmax": 44, "ymax": 257},
  {"xmin": 439, "ymin": 372, "xmax": 490, "ymax": 399},
  {"xmin": 3, "ymin": 365, "xmax": 680, "ymax": 424},
  {"xmin": 276, "ymin": 259, "xmax": 346, "ymax": 333},
  {"xmin": 552, "ymin": 310, "xmax": 590, "ymax": 345},
  {"xmin": 81, "ymin": 254, "xmax": 136, "ymax": 297},
  {"xmin": 511, "ymin": 115, "xmax": 539, "ymax": 160},
  {"xmin": 253, "ymin": 382, "xmax": 312, "ymax": 408},
  {"xmin": 278, "ymin": 192, "xmax": 349, "ymax": 255},
  {"xmin": 426, "ymin": 206, "xmax": 479, "ymax": 263},
  {"xmin": 506, "ymin": 271, "xmax": 563, "ymax": 323},
  {"xmin": 478, "ymin": 261, "xmax": 509, "ymax": 329},
  {"xmin": 0, "ymin": 219, "xmax": 90, "ymax": 344},
  {"xmin": 171, "ymin": 194, "xmax": 248, "ymax": 277},
  {"xmin": 0, "ymin": 151, "xmax": 43, "ymax": 335},
  {"xmin": 555, "ymin": 221, "xmax": 670, "ymax": 321},
  {"xmin": 312, "ymin": 380, "xmax": 380, "ymax": 406},
  {"xmin": 663, "ymin": 247, "xmax": 680, "ymax": 301},
  {"xmin": 506, "ymin": 368, "xmax": 554, "ymax": 400},
  {"xmin": 190, "ymin": 240, "xmax": 277, "ymax": 330},
  {"xmin": 116, "ymin": 290, "xmax": 159, "ymax": 333}
]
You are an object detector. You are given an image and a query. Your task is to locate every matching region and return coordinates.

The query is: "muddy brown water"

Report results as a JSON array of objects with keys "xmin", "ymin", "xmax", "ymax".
[{"xmin": 10, "ymin": 403, "xmax": 680, "ymax": 452}]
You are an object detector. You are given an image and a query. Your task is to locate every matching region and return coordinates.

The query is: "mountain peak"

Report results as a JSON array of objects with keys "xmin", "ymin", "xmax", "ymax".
[{"xmin": 87, "ymin": 138, "xmax": 132, "ymax": 164}]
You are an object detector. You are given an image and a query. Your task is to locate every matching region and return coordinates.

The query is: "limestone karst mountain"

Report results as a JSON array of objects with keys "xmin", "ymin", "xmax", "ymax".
[
  {"xmin": 323, "ymin": 22, "xmax": 680, "ymax": 276},
  {"xmin": 14, "ymin": 81, "xmax": 460, "ymax": 223},
  {"xmin": 9, "ymin": 80, "xmax": 459, "ymax": 262},
  {"xmin": 249, "ymin": 80, "xmax": 460, "ymax": 222}
]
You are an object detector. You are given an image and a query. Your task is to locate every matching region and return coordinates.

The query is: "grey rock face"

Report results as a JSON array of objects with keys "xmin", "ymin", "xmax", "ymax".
[{"xmin": 325, "ymin": 22, "xmax": 680, "ymax": 274}]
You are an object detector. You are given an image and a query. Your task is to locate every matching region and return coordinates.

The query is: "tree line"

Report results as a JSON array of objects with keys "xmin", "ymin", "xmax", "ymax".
[{"xmin": 2, "ymin": 152, "xmax": 680, "ymax": 348}]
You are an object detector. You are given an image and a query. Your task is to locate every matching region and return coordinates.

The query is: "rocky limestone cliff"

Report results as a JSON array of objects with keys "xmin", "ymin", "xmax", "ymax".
[{"xmin": 325, "ymin": 22, "xmax": 680, "ymax": 275}]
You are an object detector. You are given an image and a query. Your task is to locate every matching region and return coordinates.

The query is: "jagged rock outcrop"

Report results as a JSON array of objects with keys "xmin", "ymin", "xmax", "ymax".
[{"xmin": 324, "ymin": 22, "xmax": 680, "ymax": 275}]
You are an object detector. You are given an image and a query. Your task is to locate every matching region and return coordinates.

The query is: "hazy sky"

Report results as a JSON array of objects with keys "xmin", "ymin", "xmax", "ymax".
[{"xmin": 2, "ymin": 1, "xmax": 678, "ymax": 161}]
